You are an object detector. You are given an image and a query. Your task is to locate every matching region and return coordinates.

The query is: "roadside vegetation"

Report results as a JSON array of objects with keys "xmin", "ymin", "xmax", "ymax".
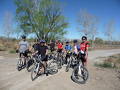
[
  {"xmin": 95, "ymin": 54, "xmax": 120, "ymax": 69},
  {"xmin": 0, "ymin": 36, "xmax": 120, "ymax": 54}
]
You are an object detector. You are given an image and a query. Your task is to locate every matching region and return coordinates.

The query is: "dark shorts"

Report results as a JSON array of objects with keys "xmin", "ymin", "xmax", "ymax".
[
  {"xmin": 50, "ymin": 48, "xmax": 55, "ymax": 52},
  {"xmin": 57, "ymin": 49, "xmax": 63, "ymax": 53},
  {"xmin": 41, "ymin": 55, "xmax": 48, "ymax": 62},
  {"xmin": 66, "ymin": 52, "xmax": 72, "ymax": 58},
  {"xmin": 19, "ymin": 52, "xmax": 28, "ymax": 58},
  {"xmin": 80, "ymin": 52, "xmax": 88, "ymax": 63},
  {"xmin": 19, "ymin": 50, "xmax": 30, "ymax": 58}
]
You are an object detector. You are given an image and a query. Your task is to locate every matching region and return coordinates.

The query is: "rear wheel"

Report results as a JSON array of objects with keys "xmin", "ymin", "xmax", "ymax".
[{"xmin": 48, "ymin": 61, "xmax": 58, "ymax": 75}]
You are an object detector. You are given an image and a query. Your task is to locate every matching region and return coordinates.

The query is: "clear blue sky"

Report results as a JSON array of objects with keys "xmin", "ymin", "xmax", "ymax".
[{"xmin": 0, "ymin": 0, "xmax": 120, "ymax": 40}]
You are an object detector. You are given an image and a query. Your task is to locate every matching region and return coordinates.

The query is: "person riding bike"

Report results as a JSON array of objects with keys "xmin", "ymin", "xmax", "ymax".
[
  {"xmin": 57, "ymin": 40, "xmax": 63, "ymax": 53},
  {"xmin": 33, "ymin": 40, "xmax": 48, "ymax": 75},
  {"xmin": 49, "ymin": 40, "xmax": 55, "ymax": 53},
  {"xmin": 17, "ymin": 35, "xmax": 30, "ymax": 65},
  {"xmin": 64, "ymin": 41, "xmax": 72, "ymax": 64},
  {"xmin": 32, "ymin": 39, "xmax": 40, "ymax": 52},
  {"xmin": 73, "ymin": 40, "xmax": 80, "ymax": 56},
  {"xmin": 80, "ymin": 36, "xmax": 90, "ymax": 66}
]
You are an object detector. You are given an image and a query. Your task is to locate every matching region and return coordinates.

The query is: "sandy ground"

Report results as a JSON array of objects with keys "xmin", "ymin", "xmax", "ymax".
[{"xmin": 0, "ymin": 49, "xmax": 120, "ymax": 90}]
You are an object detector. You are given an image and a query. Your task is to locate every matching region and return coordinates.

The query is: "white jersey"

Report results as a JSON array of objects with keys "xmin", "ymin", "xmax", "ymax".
[
  {"xmin": 74, "ymin": 45, "xmax": 78, "ymax": 54},
  {"xmin": 19, "ymin": 41, "xmax": 29, "ymax": 53}
]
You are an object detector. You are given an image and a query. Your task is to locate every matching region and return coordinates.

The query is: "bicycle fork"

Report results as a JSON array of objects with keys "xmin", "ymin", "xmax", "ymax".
[{"xmin": 78, "ymin": 63, "xmax": 82, "ymax": 76}]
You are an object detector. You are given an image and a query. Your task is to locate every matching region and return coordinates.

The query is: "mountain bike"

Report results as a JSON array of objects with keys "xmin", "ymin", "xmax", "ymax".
[
  {"xmin": 71, "ymin": 52, "xmax": 89, "ymax": 84},
  {"xmin": 31, "ymin": 54, "xmax": 58, "ymax": 81},
  {"xmin": 65, "ymin": 51, "xmax": 73, "ymax": 72}
]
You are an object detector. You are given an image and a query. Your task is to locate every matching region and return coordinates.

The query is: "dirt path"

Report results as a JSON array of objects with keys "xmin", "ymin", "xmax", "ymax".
[{"xmin": 0, "ymin": 49, "xmax": 120, "ymax": 90}]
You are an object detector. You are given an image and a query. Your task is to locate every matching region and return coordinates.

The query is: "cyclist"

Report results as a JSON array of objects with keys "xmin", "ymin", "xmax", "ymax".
[
  {"xmin": 57, "ymin": 40, "xmax": 63, "ymax": 53},
  {"xmin": 17, "ymin": 35, "xmax": 30, "ymax": 65},
  {"xmin": 32, "ymin": 39, "xmax": 40, "ymax": 52},
  {"xmin": 34, "ymin": 40, "xmax": 48, "ymax": 75},
  {"xmin": 64, "ymin": 41, "xmax": 72, "ymax": 64},
  {"xmin": 73, "ymin": 40, "xmax": 80, "ymax": 56},
  {"xmin": 80, "ymin": 36, "xmax": 90, "ymax": 66},
  {"xmin": 49, "ymin": 40, "xmax": 55, "ymax": 53}
]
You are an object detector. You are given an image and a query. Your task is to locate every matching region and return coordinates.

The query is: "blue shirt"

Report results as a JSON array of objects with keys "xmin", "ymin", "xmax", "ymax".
[{"xmin": 65, "ymin": 45, "xmax": 72, "ymax": 51}]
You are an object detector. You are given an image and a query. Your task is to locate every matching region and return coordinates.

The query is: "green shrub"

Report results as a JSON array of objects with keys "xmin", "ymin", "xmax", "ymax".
[
  {"xmin": 94, "ymin": 62, "xmax": 114, "ymax": 68},
  {"xmin": 9, "ymin": 50, "xmax": 16, "ymax": 54},
  {"xmin": 0, "ymin": 46, "xmax": 6, "ymax": 51}
]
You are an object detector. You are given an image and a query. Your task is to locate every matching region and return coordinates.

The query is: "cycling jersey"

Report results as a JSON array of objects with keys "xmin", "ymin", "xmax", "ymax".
[
  {"xmin": 65, "ymin": 45, "xmax": 72, "ymax": 51},
  {"xmin": 57, "ymin": 43, "xmax": 63, "ymax": 49},
  {"xmin": 74, "ymin": 44, "xmax": 80, "ymax": 54},
  {"xmin": 19, "ymin": 40, "xmax": 29, "ymax": 53},
  {"xmin": 80, "ymin": 41, "xmax": 89, "ymax": 52}
]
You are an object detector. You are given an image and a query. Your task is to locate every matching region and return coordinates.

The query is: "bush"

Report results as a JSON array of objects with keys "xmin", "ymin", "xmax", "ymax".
[
  {"xmin": 94, "ymin": 37, "xmax": 104, "ymax": 45},
  {"xmin": 94, "ymin": 62, "xmax": 114, "ymax": 68},
  {"xmin": 9, "ymin": 50, "xmax": 16, "ymax": 54},
  {"xmin": 0, "ymin": 45, "xmax": 6, "ymax": 51}
]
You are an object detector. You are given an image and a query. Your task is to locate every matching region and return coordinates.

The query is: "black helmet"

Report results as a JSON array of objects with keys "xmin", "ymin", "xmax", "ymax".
[
  {"xmin": 82, "ymin": 36, "xmax": 87, "ymax": 40},
  {"xmin": 40, "ymin": 40, "xmax": 46, "ymax": 43},
  {"xmin": 21, "ymin": 35, "xmax": 26, "ymax": 39},
  {"xmin": 73, "ymin": 40, "xmax": 78, "ymax": 43},
  {"xmin": 66, "ymin": 41, "xmax": 69, "ymax": 43}
]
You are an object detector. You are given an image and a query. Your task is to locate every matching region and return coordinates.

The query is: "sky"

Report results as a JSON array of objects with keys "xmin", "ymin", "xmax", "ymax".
[{"xmin": 0, "ymin": 0, "xmax": 120, "ymax": 40}]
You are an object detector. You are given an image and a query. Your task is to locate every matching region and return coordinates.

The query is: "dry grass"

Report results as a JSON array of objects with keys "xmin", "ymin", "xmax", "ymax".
[{"xmin": 95, "ymin": 54, "xmax": 120, "ymax": 69}]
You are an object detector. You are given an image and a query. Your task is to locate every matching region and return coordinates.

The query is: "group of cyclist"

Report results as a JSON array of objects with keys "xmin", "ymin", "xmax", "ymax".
[{"xmin": 17, "ymin": 35, "xmax": 89, "ymax": 73}]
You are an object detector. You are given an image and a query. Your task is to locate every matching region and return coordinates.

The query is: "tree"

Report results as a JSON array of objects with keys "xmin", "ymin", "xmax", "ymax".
[
  {"xmin": 77, "ymin": 9, "xmax": 99, "ymax": 47},
  {"xmin": 3, "ymin": 11, "xmax": 13, "ymax": 39},
  {"xmin": 104, "ymin": 20, "xmax": 115, "ymax": 41},
  {"xmin": 15, "ymin": 0, "xmax": 68, "ymax": 42}
]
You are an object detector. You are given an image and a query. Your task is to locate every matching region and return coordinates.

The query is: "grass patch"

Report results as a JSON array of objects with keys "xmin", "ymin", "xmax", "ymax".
[
  {"xmin": 9, "ymin": 50, "xmax": 16, "ymax": 54},
  {"xmin": 94, "ymin": 54, "xmax": 120, "ymax": 69},
  {"xmin": 94, "ymin": 62, "xmax": 114, "ymax": 68}
]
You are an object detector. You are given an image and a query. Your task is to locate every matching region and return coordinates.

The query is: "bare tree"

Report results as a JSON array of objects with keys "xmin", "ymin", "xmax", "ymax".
[
  {"xmin": 105, "ymin": 20, "xmax": 115, "ymax": 41},
  {"xmin": 77, "ymin": 9, "xmax": 98, "ymax": 47},
  {"xmin": 3, "ymin": 11, "xmax": 13, "ymax": 39}
]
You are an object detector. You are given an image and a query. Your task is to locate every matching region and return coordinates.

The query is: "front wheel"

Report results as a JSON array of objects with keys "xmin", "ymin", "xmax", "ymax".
[
  {"xmin": 71, "ymin": 65, "xmax": 89, "ymax": 84},
  {"xmin": 26, "ymin": 59, "xmax": 34, "ymax": 72},
  {"xmin": 65, "ymin": 58, "xmax": 71, "ymax": 72},
  {"xmin": 17, "ymin": 59, "xmax": 23, "ymax": 71},
  {"xmin": 31, "ymin": 65, "xmax": 38, "ymax": 81}
]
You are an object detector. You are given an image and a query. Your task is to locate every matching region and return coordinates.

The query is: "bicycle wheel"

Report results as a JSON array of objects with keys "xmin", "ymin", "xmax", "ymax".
[
  {"xmin": 26, "ymin": 59, "xmax": 34, "ymax": 72},
  {"xmin": 48, "ymin": 60, "xmax": 58, "ymax": 75},
  {"xmin": 31, "ymin": 63, "xmax": 45, "ymax": 81},
  {"xmin": 57, "ymin": 58, "xmax": 62, "ymax": 69},
  {"xmin": 65, "ymin": 58, "xmax": 70, "ymax": 72},
  {"xmin": 17, "ymin": 58, "xmax": 24, "ymax": 71},
  {"xmin": 31, "ymin": 64, "xmax": 38, "ymax": 81},
  {"xmin": 71, "ymin": 65, "xmax": 89, "ymax": 84}
]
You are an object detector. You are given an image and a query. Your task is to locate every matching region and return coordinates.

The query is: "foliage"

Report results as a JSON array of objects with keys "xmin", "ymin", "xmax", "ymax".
[
  {"xmin": 15, "ymin": 0, "xmax": 68, "ymax": 42},
  {"xmin": 94, "ymin": 37, "xmax": 104, "ymax": 45},
  {"xmin": 104, "ymin": 20, "xmax": 115, "ymax": 41},
  {"xmin": 3, "ymin": 11, "xmax": 13, "ymax": 38},
  {"xmin": 77, "ymin": 9, "xmax": 98, "ymax": 39}
]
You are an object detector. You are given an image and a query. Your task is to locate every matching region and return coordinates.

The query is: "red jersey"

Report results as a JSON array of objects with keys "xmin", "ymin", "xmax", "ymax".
[
  {"xmin": 57, "ymin": 43, "xmax": 63, "ymax": 49},
  {"xmin": 80, "ymin": 41, "xmax": 89, "ymax": 52}
]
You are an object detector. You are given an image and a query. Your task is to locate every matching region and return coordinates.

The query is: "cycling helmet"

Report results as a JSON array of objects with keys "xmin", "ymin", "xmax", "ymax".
[
  {"xmin": 82, "ymin": 36, "xmax": 87, "ymax": 40},
  {"xmin": 21, "ymin": 35, "xmax": 26, "ymax": 39},
  {"xmin": 40, "ymin": 40, "xmax": 46, "ymax": 43},
  {"xmin": 66, "ymin": 41, "xmax": 69, "ymax": 43},
  {"xmin": 73, "ymin": 40, "xmax": 78, "ymax": 43}
]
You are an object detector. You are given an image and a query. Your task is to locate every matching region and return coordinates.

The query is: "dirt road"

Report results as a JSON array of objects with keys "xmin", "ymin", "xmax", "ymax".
[{"xmin": 0, "ymin": 49, "xmax": 120, "ymax": 90}]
